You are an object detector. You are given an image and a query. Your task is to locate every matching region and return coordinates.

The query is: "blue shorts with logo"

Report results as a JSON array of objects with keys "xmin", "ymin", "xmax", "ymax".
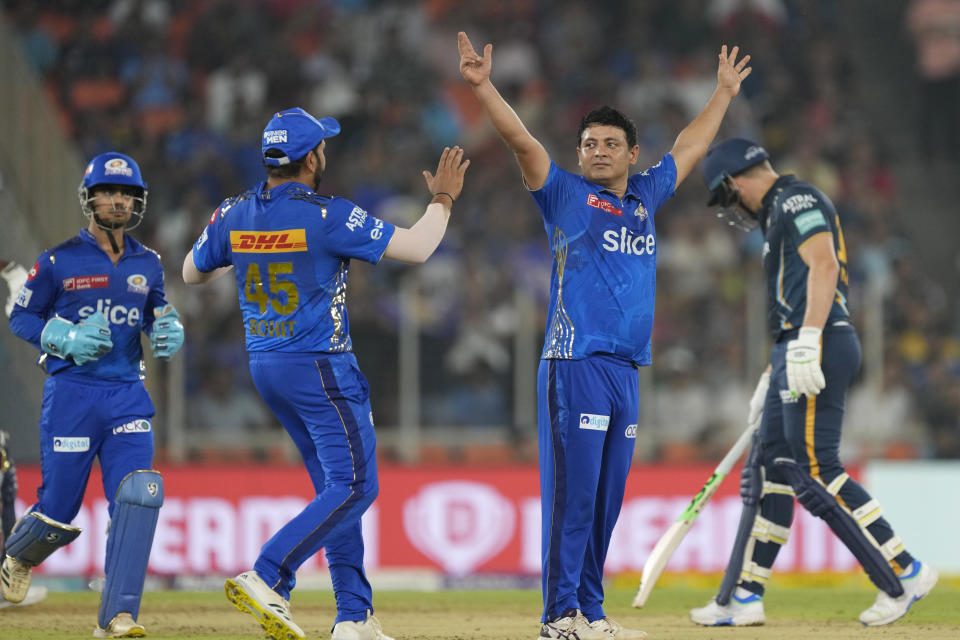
[
  {"xmin": 537, "ymin": 354, "xmax": 639, "ymax": 622},
  {"xmin": 248, "ymin": 350, "xmax": 379, "ymax": 624},
  {"xmin": 35, "ymin": 373, "xmax": 155, "ymax": 523}
]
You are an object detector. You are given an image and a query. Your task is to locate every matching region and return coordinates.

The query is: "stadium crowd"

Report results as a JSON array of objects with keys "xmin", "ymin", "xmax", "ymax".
[{"xmin": 5, "ymin": 0, "xmax": 958, "ymax": 463}]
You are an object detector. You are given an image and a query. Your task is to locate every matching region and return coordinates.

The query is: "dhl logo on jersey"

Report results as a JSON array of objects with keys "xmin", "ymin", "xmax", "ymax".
[{"xmin": 230, "ymin": 229, "xmax": 308, "ymax": 253}]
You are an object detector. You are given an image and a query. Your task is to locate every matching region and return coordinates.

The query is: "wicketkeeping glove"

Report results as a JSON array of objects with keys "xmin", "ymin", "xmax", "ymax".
[
  {"xmin": 747, "ymin": 370, "xmax": 770, "ymax": 427},
  {"xmin": 41, "ymin": 310, "xmax": 113, "ymax": 366},
  {"xmin": 785, "ymin": 326, "xmax": 825, "ymax": 398},
  {"xmin": 150, "ymin": 304, "xmax": 184, "ymax": 360},
  {"xmin": 1, "ymin": 261, "xmax": 28, "ymax": 318}
]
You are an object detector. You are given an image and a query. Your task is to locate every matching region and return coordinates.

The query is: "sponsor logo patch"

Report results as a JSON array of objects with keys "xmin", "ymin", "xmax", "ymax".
[
  {"xmin": 793, "ymin": 209, "xmax": 827, "ymax": 234},
  {"xmin": 625, "ymin": 424, "xmax": 638, "ymax": 438},
  {"xmin": 208, "ymin": 206, "xmax": 220, "ymax": 225},
  {"xmin": 782, "ymin": 193, "xmax": 818, "ymax": 214},
  {"xmin": 230, "ymin": 229, "xmax": 308, "ymax": 253},
  {"xmin": 16, "ymin": 287, "xmax": 32, "ymax": 308},
  {"xmin": 53, "ymin": 437, "xmax": 90, "ymax": 452},
  {"xmin": 63, "ymin": 275, "xmax": 110, "ymax": 291},
  {"xmin": 745, "ymin": 145, "xmax": 766, "ymax": 160},
  {"xmin": 779, "ymin": 389, "xmax": 800, "ymax": 404},
  {"xmin": 104, "ymin": 158, "xmax": 134, "ymax": 177},
  {"xmin": 346, "ymin": 206, "xmax": 368, "ymax": 231},
  {"xmin": 27, "ymin": 261, "xmax": 39, "ymax": 280},
  {"xmin": 263, "ymin": 129, "xmax": 288, "ymax": 145},
  {"xmin": 127, "ymin": 273, "xmax": 149, "ymax": 294},
  {"xmin": 579, "ymin": 413, "xmax": 610, "ymax": 431},
  {"xmin": 113, "ymin": 419, "xmax": 152, "ymax": 434},
  {"xmin": 602, "ymin": 227, "xmax": 655, "ymax": 256},
  {"xmin": 587, "ymin": 194, "xmax": 622, "ymax": 216}
]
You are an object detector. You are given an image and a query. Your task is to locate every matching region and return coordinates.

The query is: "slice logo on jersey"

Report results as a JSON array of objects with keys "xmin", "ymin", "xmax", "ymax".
[
  {"xmin": 127, "ymin": 274, "xmax": 149, "ymax": 295},
  {"xmin": 579, "ymin": 413, "xmax": 610, "ymax": 431},
  {"xmin": 230, "ymin": 229, "xmax": 308, "ymax": 253},
  {"xmin": 587, "ymin": 194, "xmax": 622, "ymax": 216},
  {"xmin": 634, "ymin": 202, "xmax": 648, "ymax": 221},
  {"xmin": 793, "ymin": 209, "xmax": 827, "ymax": 235},
  {"xmin": 625, "ymin": 424, "xmax": 638, "ymax": 438},
  {"xmin": 782, "ymin": 193, "xmax": 818, "ymax": 214},
  {"xmin": 113, "ymin": 419, "xmax": 152, "ymax": 434},
  {"xmin": 602, "ymin": 227, "xmax": 655, "ymax": 256},
  {"xmin": 78, "ymin": 299, "xmax": 142, "ymax": 326},
  {"xmin": 346, "ymin": 206, "xmax": 368, "ymax": 231},
  {"xmin": 53, "ymin": 437, "xmax": 90, "ymax": 452},
  {"xmin": 104, "ymin": 157, "xmax": 134, "ymax": 177},
  {"xmin": 63, "ymin": 275, "xmax": 110, "ymax": 291}
]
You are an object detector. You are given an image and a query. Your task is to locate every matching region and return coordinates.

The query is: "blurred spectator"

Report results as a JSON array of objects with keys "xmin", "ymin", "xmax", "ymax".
[{"xmin": 907, "ymin": 0, "xmax": 960, "ymax": 163}]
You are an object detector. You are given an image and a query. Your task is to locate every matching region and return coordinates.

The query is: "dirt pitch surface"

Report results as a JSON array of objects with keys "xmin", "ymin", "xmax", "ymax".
[{"xmin": 2, "ymin": 585, "xmax": 958, "ymax": 639}]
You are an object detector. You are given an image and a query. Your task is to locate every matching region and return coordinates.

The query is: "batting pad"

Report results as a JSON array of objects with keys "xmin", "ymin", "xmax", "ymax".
[
  {"xmin": 5, "ymin": 511, "xmax": 81, "ymax": 565},
  {"xmin": 98, "ymin": 470, "xmax": 164, "ymax": 629},
  {"xmin": 774, "ymin": 458, "xmax": 904, "ymax": 597}
]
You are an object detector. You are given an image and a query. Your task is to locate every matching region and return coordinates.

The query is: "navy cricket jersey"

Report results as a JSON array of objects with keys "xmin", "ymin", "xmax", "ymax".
[
  {"xmin": 529, "ymin": 155, "xmax": 677, "ymax": 365},
  {"xmin": 757, "ymin": 175, "xmax": 851, "ymax": 340},
  {"xmin": 191, "ymin": 181, "xmax": 396, "ymax": 353},
  {"xmin": 9, "ymin": 229, "xmax": 168, "ymax": 381}
]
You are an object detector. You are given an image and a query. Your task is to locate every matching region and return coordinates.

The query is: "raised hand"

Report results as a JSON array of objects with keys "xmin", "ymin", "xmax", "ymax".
[
  {"xmin": 458, "ymin": 31, "xmax": 492, "ymax": 87},
  {"xmin": 423, "ymin": 146, "xmax": 470, "ymax": 202},
  {"xmin": 717, "ymin": 45, "xmax": 752, "ymax": 99}
]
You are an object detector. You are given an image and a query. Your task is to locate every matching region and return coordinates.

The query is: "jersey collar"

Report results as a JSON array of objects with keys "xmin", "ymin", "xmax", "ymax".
[{"xmin": 759, "ymin": 175, "xmax": 798, "ymax": 228}]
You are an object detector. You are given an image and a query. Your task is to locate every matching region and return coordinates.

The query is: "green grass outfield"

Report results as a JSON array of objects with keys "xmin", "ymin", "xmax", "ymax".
[{"xmin": 2, "ymin": 581, "xmax": 959, "ymax": 639}]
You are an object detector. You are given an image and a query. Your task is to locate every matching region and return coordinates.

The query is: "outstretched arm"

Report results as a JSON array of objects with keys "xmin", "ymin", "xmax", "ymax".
[
  {"xmin": 670, "ymin": 45, "xmax": 752, "ymax": 189},
  {"xmin": 182, "ymin": 252, "xmax": 232, "ymax": 285},
  {"xmin": 383, "ymin": 146, "xmax": 470, "ymax": 264},
  {"xmin": 458, "ymin": 31, "xmax": 550, "ymax": 190}
]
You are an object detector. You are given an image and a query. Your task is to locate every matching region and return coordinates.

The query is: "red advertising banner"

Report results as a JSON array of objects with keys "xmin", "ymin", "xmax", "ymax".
[{"xmin": 14, "ymin": 464, "xmax": 857, "ymax": 577}]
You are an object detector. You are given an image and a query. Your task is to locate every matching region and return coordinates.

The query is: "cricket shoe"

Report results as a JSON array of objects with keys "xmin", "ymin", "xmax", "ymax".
[
  {"xmin": 1, "ymin": 555, "xmax": 32, "ymax": 603},
  {"xmin": 332, "ymin": 609, "xmax": 395, "ymax": 639},
  {"xmin": 859, "ymin": 560, "xmax": 938, "ymax": 626},
  {"xmin": 539, "ymin": 609, "xmax": 609, "ymax": 639},
  {"xmin": 690, "ymin": 587, "xmax": 765, "ymax": 626},
  {"xmin": 225, "ymin": 571, "xmax": 305, "ymax": 640},
  {"xmin": 0, "ymin": 585, "xmax": 48, "ymax": 609},
  {"xmin": 93, "ymin": 612, "xmax": 146, "ymax": 638},
  {"xmin": 588, "ymin": 616, "xmax": 648, "ymax": 638}
]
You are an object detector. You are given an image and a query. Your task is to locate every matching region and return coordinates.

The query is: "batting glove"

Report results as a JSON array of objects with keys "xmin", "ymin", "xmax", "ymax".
[
  {"xmin": 41, "ymin": 310, "xmax": 113, "ymax": 366},
  {"xmin": 150, "ymin": 304, "xmax": 184, "ymax": 360},
  {"xmin": 747, "ymin": 370, "xmax": 770, "ymax": 427},
  {"xmin": 785, "ymin": 326, "xmax": 825, "ymax": 398}
]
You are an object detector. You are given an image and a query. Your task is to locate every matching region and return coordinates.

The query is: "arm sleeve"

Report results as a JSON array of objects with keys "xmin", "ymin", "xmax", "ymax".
[
  {"xmin": 780, "ymin": 186, "xmax": 833, "ymax": 247},
  {"xmin": 8, "ymin": 255, "xmax": 56, "ymax": 349},
  {"xmin": 324, "ymin": 199, "xmax": 396, "ymax": 264},
  {"xmin": 631, "ymin": 153, "xmax": 677, "ymax": 216},
  {"xmin": 191, "ymin": 203, "xmax": 231, "ymax": 272},
  {"xmin": 529, "ymin": 161, "xmax": 576, "ymax": 225}
]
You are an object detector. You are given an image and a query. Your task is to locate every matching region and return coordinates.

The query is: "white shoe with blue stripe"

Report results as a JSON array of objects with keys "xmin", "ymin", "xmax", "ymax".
[
  {"xmin": 690, "ymin": 587, "xmax": 765, "ymax": 626},
  {"xmin": 859, "ymin": 560, "xmax": 938, "ymax": 626}
]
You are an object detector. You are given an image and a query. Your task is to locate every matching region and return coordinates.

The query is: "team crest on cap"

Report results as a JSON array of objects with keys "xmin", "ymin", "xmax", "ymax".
[
  {"xmin": 744, "ymin": 145, "xmax": 765, "ymax": 160},
  {"xmin": 104, "ymin": 158, "xmax": 134, "ymax": 177},
  {"xmin": 84, "ymin": 163, "xmax": 94, "ymax": 177},
  {"xmin": 127, "ymin": 273, "xmax": 149, "ymax": 294}
]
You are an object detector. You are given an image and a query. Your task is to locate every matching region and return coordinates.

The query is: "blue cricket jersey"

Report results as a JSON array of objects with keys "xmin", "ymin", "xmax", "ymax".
[
  {"xmin": 9, "ymin": 229, "xmax": 168, "ymax": 381},
  {"xmin": 529, "ymin": 155, "xmax": 677, "ymax": 365},
  {"xmin": 757, "ymin": 175, "xmax": 851, "ymax": 341},
  {"xmin": 191, "ymin": 181, "xmax": 396, "ymax": 353}
]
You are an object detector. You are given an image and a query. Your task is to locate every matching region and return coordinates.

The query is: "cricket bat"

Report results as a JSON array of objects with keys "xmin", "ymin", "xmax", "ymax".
[{"xmin": 631, "ymin": 420, "xmax": 759, "ymax": 608}]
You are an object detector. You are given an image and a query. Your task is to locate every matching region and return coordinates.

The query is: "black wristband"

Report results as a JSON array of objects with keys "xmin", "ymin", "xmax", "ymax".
[{"xmin": 432, "ymin": 191, "xmax": 455, "ymax": 203}]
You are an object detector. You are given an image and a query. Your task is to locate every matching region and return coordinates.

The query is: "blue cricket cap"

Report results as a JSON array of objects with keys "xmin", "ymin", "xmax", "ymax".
[
  {"xmin": 702, "ymin": 138, "xmax": 769, "ymax": 204},
  {"xmin": 262, "ymin": 107, "xmax": 341, "ymax": 166},
  {"xmin": 82, "ymin": 152, "xmax": 146, "ymax": 190}
]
